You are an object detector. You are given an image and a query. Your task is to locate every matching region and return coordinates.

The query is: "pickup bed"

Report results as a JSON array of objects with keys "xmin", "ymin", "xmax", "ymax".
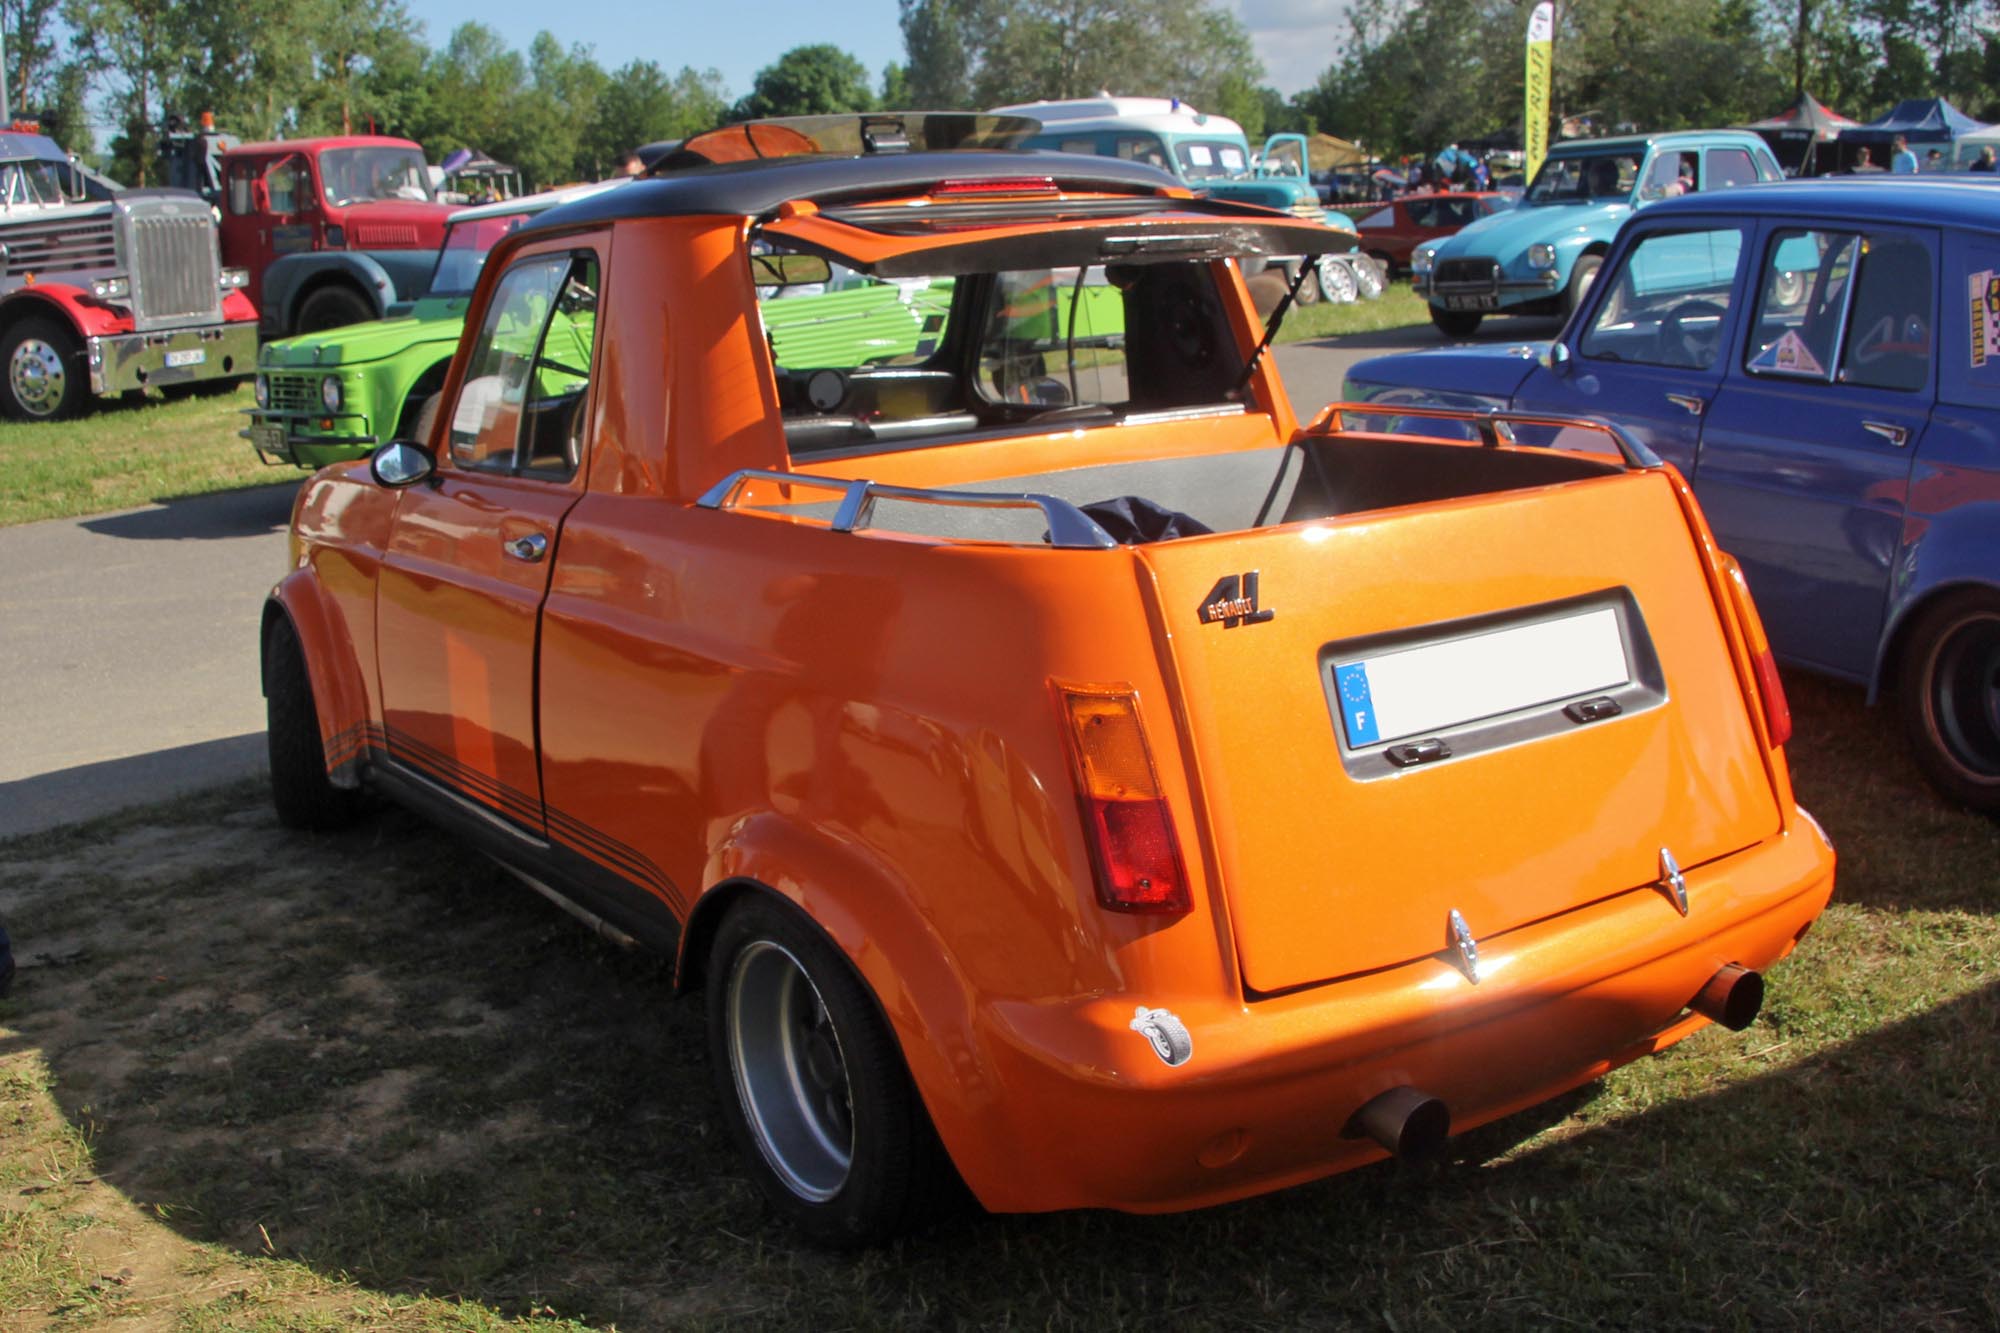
[{"xmin": 263, "ymin": 116, "xmax": 1835, "ymax": 1244}]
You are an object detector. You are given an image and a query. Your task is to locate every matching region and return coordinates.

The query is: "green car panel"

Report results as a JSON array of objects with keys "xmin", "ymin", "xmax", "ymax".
[{"xmin": 251, "ymin": 272, "xmax": 972, "ymax": 470}]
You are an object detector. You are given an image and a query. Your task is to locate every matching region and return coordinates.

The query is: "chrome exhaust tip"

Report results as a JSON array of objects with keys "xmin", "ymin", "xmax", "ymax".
[
  {"xmin": 1344, "ymin": 1085, "xmax": 1451, "ymax": 1162},
  {"xmin": 1691, "ymin": 963, "xmax": 1764, "ymax": 1032}
]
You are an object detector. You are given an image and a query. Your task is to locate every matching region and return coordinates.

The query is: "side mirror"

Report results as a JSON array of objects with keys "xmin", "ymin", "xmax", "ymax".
[
  {"xmin": 1543, "ymin": 341, "xmax": 1572, "ymax": 375},
  {"xmin": 371, "ymin": 440, "xmax": 437, "ymax": 488}
]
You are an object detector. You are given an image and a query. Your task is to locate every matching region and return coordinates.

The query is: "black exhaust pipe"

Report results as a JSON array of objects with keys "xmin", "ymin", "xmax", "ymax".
[
  {"xmin": 1344, "ymin": 1085, "xmax": 1451, "ymax": 1162},
  {"xmin": 1691, "ymin": 963, "xmax": 1764, "ymax": 1031}
]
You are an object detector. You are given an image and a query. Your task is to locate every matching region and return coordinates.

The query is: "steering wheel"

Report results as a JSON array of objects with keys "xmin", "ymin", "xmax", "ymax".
[
  {"xmin": 539, "ymin": 357, "xmax": 590, "ymax": 379},
  {"xmin": 1660, "ymin": 300, "xmax": 1728, "ymax": 367}
]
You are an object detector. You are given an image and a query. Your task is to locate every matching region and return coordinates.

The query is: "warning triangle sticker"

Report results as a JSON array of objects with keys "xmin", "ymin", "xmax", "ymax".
[{"xmin": 1749, "ymin": 328, "xmax": 1825, "ymax": 377}]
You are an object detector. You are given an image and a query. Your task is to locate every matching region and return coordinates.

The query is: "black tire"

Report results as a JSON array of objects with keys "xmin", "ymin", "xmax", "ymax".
[
  {"xmin": 0, "ymin": 314, "xmax": 90, "ymax": 421},
  {"xmin": 265, "ymin": 615, "xmax": 367, "ymax": 831},
  {"xmin": 1896, "ymin": 590, "xmax": 2000, "ymax": 814},
  {"xmin": 1430, "ymin": 304, "xmax": 1482, "ymax": 337},
  {"xmin": 294, "ymin": 284, "xmax": 376, "ymax": 336},
  {"xmin": 1245, "ymin": 272, "xmax": 1289, "ymax": 318},
  {"xmin": 393, "ymin": 370, "xmax": 449, "ymax": 444},
  {"xmin": 706, "ymin": 893, "xmax": 952, "ymax": 1246},
  {"xmin": 1564, "ymin": 254, "xmax": 1604, "ymax": 318},
  {"xmin": 1291, "ymin": 263, "xmax": 1322, "ymax": 305}
]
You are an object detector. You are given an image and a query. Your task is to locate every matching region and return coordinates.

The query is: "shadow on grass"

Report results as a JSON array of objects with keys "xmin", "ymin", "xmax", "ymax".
[
  {"xmin": 1780, "ymin": 668, "xmax": 2000, "ymax": 917},
  {"xmin": 0, "ymin": 677, "xmax": 1992, "ymax": 1327},
  {"xmin": 76, "ymin": 480, "xmax": 300, "ymax": 542}
]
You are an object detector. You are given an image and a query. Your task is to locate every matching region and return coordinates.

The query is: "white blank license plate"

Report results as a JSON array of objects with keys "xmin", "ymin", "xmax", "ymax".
[
  {"xmin": 1333, "ymin": 607, "xmax": 1630, "ymax": 747},
  {"xmin": 165, "ymin": 348, "xmax": 206, "ymax": 368}
]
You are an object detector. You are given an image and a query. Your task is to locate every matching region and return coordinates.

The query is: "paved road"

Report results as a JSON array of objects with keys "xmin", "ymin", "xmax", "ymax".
[{"xmin": 0, "ymin": 320, "xmax": 1549, "ymax": 840}]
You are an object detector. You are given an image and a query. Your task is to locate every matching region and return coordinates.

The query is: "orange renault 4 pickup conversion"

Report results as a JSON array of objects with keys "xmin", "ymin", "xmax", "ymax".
[{"xmin": 262, "ymin": 114, "xmax": 1836, "ymax": 1245}]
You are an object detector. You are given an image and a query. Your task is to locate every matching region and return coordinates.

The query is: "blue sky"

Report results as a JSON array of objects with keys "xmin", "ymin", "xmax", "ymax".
[{"xmin": 399, "ymin": 0, "xmax": 1348, "ymax": 103}]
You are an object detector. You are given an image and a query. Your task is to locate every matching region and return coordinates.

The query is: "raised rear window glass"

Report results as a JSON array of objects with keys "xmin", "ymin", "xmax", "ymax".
[{"xmin": 1745, "ymin": 228, "xmax": 1856, "ymax": 383}]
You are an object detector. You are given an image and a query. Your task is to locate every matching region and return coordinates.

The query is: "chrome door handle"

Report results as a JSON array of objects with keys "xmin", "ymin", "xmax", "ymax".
[
  {"xmin": 1665, "ymin": 393, "xmax": 1704, "ymax": 417},
  {"xmin": 504, "ymin": 532, "xmax": 549, "ymax": 562},
  {"xmin": 1862, "ymin": 420, "xmax": 1910, "ymax": 448}
]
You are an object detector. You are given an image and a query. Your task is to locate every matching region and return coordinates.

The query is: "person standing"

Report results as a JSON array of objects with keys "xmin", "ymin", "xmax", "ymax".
[
  {"xmin": 1890, "ymin": 134, "xmax": 1919, "ymax": 174},
  {"xmin": 1973, "ymin": 146, "xmax": 1998, "ymax": 172}
]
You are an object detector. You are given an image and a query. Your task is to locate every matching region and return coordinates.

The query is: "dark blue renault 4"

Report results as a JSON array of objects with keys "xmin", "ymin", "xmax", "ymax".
[{"xmin": 1344, "ymin": 179, "xmax": 2000, "ymax": 812}]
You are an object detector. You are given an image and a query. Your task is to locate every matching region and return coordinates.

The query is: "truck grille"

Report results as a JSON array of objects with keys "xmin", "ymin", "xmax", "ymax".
[
  {"xmin": 1434, "ymin": 257, "xmax": 1500, "ymax": 291},
  {"xmin": 353, "ymin": 224, "xmax": 419, "ymax": 247},
  {"xmin": 130, "ymin": 212, "xmax": 221, "ymax": 330},
  {"xmin": 1, "ymin": 214, "xmax": 118, "ymax": 278},
  {"xmin": 264, "ymin": 373, "xmax": 321, "ymax": 413}
]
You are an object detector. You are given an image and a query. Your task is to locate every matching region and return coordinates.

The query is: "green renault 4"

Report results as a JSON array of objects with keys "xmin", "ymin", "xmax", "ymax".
[
  {"xmin": 244, "ymin": 180, "xmax": 630, "ymax": 469},
  {"xmin": 246, "ymin": 176, "xmax": 971, "ymax": 470}
]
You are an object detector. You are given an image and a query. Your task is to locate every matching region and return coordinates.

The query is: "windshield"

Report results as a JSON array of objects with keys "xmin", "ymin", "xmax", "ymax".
[
  {"xmin": 319, "ymin": 146, "xmax": 434, "ymax": 206},
  {"xmin": 1525, "ymin": 152, "xmax": 1639, "ymax": 204},
  {"xmin": 1175, "ymin": 140, "xmax": 1250, "ymax": 181},
  {"xmin": 430, "ymin": 213, "xmax": 529, "ymax": 296},
  {"xmin": 1, "ymin": 160, "xmax": 67, "ymax": 206}
]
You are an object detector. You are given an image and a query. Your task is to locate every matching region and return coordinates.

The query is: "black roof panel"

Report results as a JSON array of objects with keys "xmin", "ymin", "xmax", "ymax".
[{"xmin": 521, "ymin": 150, "xmax": 1185, "ymax": 234}]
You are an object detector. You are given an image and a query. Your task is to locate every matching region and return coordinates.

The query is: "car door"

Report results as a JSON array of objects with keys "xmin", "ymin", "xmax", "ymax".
[
  {"xmin": 1692, "ymin": 223, "xmax": 1936, "ymax": 678},
  {"xmin": 1514, "ymin": 218, "xmax": 1751, "ymax": 474},
  {"xmin": 374, "ymin": 239, "xmax": 603, "ymax": 831}
]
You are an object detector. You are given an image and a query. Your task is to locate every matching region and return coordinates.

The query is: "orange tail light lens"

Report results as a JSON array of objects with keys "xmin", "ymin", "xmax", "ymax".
[
  {"xmin": 1058, "ymin": 686, "xmax": 1190, "ymax": 915},
  {"xmin": 1720, "ymin": 556, "xmax": 1792, "ymax": 749}
]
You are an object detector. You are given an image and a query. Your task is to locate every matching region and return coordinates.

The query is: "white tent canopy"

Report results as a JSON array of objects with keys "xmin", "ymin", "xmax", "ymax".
[{"xmin": 1952, "ymin": 123, "xmax": 2000, "ymax": 168}]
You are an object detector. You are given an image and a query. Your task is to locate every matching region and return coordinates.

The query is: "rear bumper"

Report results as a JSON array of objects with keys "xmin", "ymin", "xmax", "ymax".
[
  {"xmin": 88, "ymin": 321, "xmax": 257, "ymax": 395},
  {"xmin": 948, "ymin": 818, "xmax": 1835, "ymax": 1214}
]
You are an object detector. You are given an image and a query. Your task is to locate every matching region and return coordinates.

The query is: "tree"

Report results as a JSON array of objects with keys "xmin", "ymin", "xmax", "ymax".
[
  {"xmin": 899, "ymin": 0, "xmax": 1265, "ymax": 119},
  {"xmin": 730, "ymin": 44, "xmax": 874, "ymax": 120},
  {"xmin": 585, "ymin": 60, "xmax": 727, "ymax": 170},
  {"xmin": 507, "ymin": 33, "xmax": 608, "ymax": 186},
  {"xmin": 898, "ymin": 0, "xmax": 982, "ymax": 108},
  {"xmin": 63, "ymin": 0, "xmax": 188, "ymax": 183},
  {"xmin": 416, "ymin": 22, "xmax": 524, "ymax": 156}
]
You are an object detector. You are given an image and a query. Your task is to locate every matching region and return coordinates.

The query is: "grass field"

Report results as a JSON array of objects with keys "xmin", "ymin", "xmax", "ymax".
[
  {"xmin": 1, "ymin": 671, "xmax": 1995, "ymax": 1331},
  {"xmin": 0, "ymin": 387, "xmax": 275, "ymax": 528}
]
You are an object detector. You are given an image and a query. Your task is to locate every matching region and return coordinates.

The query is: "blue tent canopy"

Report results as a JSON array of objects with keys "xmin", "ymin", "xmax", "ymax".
[{"xmin": 1838, "ymin": 97, "xmax": 1989, "ymax": 149}]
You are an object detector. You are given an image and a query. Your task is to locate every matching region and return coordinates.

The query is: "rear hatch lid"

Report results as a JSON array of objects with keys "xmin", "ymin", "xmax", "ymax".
[{"xmin": 1138, "ymin": 467, "xmax": 1779, "ymax": 994}]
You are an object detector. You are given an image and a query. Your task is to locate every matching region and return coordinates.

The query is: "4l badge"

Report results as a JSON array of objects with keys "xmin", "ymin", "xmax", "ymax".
[{"xmin": 1197, "ymin": 571, "xmax": 1275, "ymax": 627}]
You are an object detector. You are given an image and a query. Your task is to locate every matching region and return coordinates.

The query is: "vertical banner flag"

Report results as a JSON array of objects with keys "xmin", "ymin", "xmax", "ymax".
[{"xmin": 1525, "ymin": 2, "xmax": 1554, "ymax": 182}]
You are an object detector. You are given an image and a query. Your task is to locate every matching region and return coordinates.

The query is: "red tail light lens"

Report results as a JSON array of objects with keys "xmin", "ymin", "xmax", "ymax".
[
  {"xmin": 1721, "ymin": 556, "xmax": 1792, "ymax": 748},
  {"xmin": 1058, "ymin": 686, "xmax": 1190, "ymax": 915}
]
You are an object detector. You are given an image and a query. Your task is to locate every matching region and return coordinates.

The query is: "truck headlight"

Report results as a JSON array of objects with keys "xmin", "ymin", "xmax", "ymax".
[
  {"xmin": 254, "ymin": 375, "xmax": 269, "ymax": 408},
  {"xmin": 1528, "ymin": 243, "xmax": 1557, "ymax": 270},
  {"xmin": 91, "ymin": 275, "xmax": 130, "ymax": 300},
  {"xmin": 219, "ymin": 267, "xmax": 250, "ymax": 290},
  {"xmin": 1412, "ymin": 247, "xmax": 1436, "ymax": 275},
  {"xmin": 320, "ymin": 375, "xmax": 343, "ymax": 412}
]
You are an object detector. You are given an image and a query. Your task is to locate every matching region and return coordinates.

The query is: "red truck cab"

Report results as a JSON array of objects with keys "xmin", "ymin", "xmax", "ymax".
[{"xmin": 218, "ymin": 136, "xmax": 457, "ymax": 309}]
